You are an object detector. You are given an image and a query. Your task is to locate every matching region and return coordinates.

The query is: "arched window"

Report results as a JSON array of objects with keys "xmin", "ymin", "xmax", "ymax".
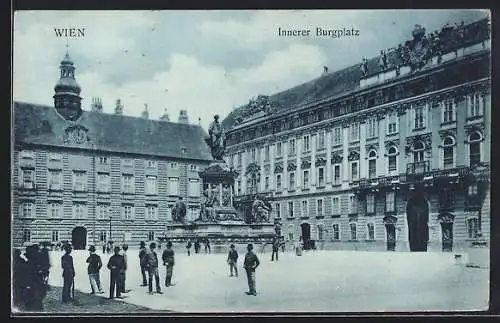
[
  {"xmin": 317, "ymin": 224, "xmax": 324, "ymax": 240},
  {"xmin": 413, "ymin": 141, "xmax": 425, "ymax": 162},
  {"xmin": 349, "ymin": 222, "xmax": 357, "ymax": 241},
  {"xmin": 368, "ymin": 150, "xmax": 377, "ymax": 179},
  {"xmin": 387, "ymin": 146, "xmax": 398, "ymax": 173},
  {"xmin": 469, "ymin": 131, "xmax": 482, "ymax": 166},
  {"xmin": 442, "ymin": 136, "xmax": 455, "ymax": 169},
  {"xmin": 288, "ymin": 224, "xmax": 294, "ymax": 241}
]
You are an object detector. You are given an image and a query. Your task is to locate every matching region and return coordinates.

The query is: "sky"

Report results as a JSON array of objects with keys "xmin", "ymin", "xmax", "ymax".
[{"xmin": 13, "ymin": 9, "xmax": 489, "ymax": 131}]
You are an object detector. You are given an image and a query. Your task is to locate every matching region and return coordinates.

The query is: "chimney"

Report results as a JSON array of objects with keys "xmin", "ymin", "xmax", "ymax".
[
  {"xmin": 91, "ymin": 97, "xmax": 103, "ymax": 112},
  {"xmin": 323, "ymin": 66, "xmax": 328, "ymax": 74},
  {"xmin": 159, "ymin": 108, "xmax": 170, "ymax": 122},
  {"xmin": 178, "ymin": 109, "xmax": 189, "ymax": 124},
  {"xmin": 115, "ymin": 99, "xmax": 123, "ymax": 115},
  {"xmin": 142, "ymin": 103, "xmax": 149, "ymax": 119}
]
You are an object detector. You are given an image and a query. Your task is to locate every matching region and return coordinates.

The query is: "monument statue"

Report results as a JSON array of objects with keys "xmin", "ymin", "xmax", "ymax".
[
  {"xmin": 251, "ymin": 196, "xmax": 272, "ymax": 223},
  {"xmin": 206, "ymin": 114, "xmax": 226, "ymax": 161},
  {"xmin": 171, "ymin": 197, "xmax": 187, "ymax": 223}
]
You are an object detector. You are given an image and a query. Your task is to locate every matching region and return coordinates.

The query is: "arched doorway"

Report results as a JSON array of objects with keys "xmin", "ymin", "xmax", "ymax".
[
  {"xmin": 72, "ymin": 227, "xmax": 87, "ymax": 250},
  {"xmin": 300, "ymin": 223, "xmax": 311, "ymax": 250},
  {"xmin": 406, "ymin": 194, "xmax": 429, "ymax": 252}
]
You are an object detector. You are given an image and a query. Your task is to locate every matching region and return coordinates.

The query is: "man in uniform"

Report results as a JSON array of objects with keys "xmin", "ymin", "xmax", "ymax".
[
  {"xmin": 139, "ymin": 241, "xmax": 148, "ymax": 286},
  {"xmin": 243, "ymin": 243, "xmax": 260, "ymax": 296},
  {"xmin": 107, "ymin": 246, "xmax": 126, "ymax": 299},
  {"xmin": 86, "ymin": 245, "xmax": 104, "ymax": 294},
  {"xmin": 271, "ymin": 236, "xmax": 280, "ymax": 261},
  {"xmin": 145, "ymin": 242, "xmax": 163, "ymax": 294},
  {"xmin": 61, "ymin": 244, "xmax": 75, "ymax": 303},
  {"xmin": 162, "ymin": 241, "xmax": 175, "ymax": 287},
  {"xmin": 227, "ymin": 244, "xmax": 238, "ymax": 277},
  {"xmin": 186, "ymin": 239, "xmax": 192, "ymax": 256}
]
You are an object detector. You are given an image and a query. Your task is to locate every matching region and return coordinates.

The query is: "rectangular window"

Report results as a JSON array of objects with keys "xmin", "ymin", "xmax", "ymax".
[
  {"xmin": 443, "ymin": 147, "xmax": 454, "ymax": 169},
  {"xmin": 414, "ymin": 106, "xmax": 425, "ymax": 129},
  {"xmin": 317, "ymin": 132, "xmax": 325, "ymax": 150},
  {"xmin": 20, "ymin": 150, "xmax": 34, "ymax": 159},
  {"xmin": 169, "ymin": 162, "xmax": 178, "ymax": 169},
  {"xmin": 332, "ymin": 127, "xmax": 342, "ymax": 146},
  {"xmin": 333, "ymin": 164, "xmax": 341, "ymax": 185},
  {"xmin": 73, "ymin": 171, "xmax": 87, "ymax": 191},
  {"xmin": 190, "ymin": 164, "xmax": 198, "ymax": 172},
  {"xmin": 276, "ymin": 174, "xmax": 282, "ymax": 190},
  {"xmin": 237, "ymin": 152, "xmax": 243, "ymax": 166},
  {"xmin": 317, "ymin": 225, "xmax": 324, "ymax": 240},
  {"xmin": 385, "ymin": 191, "xmax": 396, "ymax": 212},
  {"xmin": 289, "ymin": 139, "xmax": 296, "ymax": 156},
  {"xmin": 122, "ymin": 158, "xmax": 134, "ymax": 166},
  {"xmin": 145, "ymin": 175, "xmax": 157, "ymax": 195},
  {"xmin": 20, "ymin": 202, "xmax": 34, "ymax": 218},
  {"xmin": 332, "ymin": 197, "xmax": 340, "ymax": 215},
  {"xmin": 288, "ymin": 201, "xmax": 294, "ymax": 218},
  {"xmin": 99, "ymin": 231, "xmax": 107, "ymax": 242},
  {"xmin": 317, "ymin": 167, "xmax": 325, "ymax": 187},
  {"xmin": 51, "ymin": 230, "xmax": 59, "ymax": 243},
  {"xmin": 98, "ymin": 173, "xmax": 110, "ymax": 193},
  {"xmin": 146, "ymin": 160, "xmax": 157, "ymax": 168},
  {"xmin": 73, "ymin": 203, "xmax": 87, "ymax": 219},
  {"xmin": 332, "ymin": 224, "xmax": 340, "ymax": 241},
  {"xmin": 23, "ymin": 229, "xmax": 31, "ymax": 243},
  {"xmin": 145, "ymin": 205, "xmax": 158, "ymax": 220},
  {"xmin": 388, "ymin": 155, "xmax": 397, "ymax": 172},
  {"xmin": 122, "ymin": 204, "xmax": 134, "ymax": 220},
  {"xmin": 387, "ymin": 114, "xmax": 398, "ymax": 134},
  {"xmin": 303, "ymin": 135, "xmax": 310, "ymax": 153},
  {"xmin": 148, "ymin": 231, "xmax": 155, "ymax": 241},
  {"xmin": 20, "ymin": 169, "xmax": 34, "ymax": 189},
  {"xmin": 349, "ymin": 123, "xmax": 360, "ymax": 142},
  {"xmin": 122, "ymin": 174, "xmax": 134, "ymax": 194},
  {"xmin": 264, "ymin": 176, "xmax": 270, "ymax": 191},
  {"xmin": 440, "ymin": 189, "xmax": 455, "ymax": 210},
  {"xmin": 467, "ymin": 184, "xmax": 480, "ymax": 207},
  {"xmin": 367, "ymin": 223, "xmax": 375, "ymax": 240},
  {"xmin": 48, "ymin": 202, "xmax": 62, "ymax": 218},
  {"xmin": 275, "ymin": 203, "xmax": 281, "ymax": 219},
  {"xmin": 349, "ymin": 195, "xmax": 357, "ymax": 214},
  {"xmin": 289, "ymin": 172, "xmax": 295, "ymax": 189},
  {"xmin": 168, "ymin": 177, "xmax": 180, "ymax": 196},
  {"xmin": 443, "ymin": 100, "xmax": 455, "ymax": 123},
  {"xmin": 317, "ymin": 199, "xmax": 323, "ymax": 217},
  {"xmin": 350, "ymin": 162, "xmax": 359, "ymax": 181},
  {"xmin": 276, "ymin": 143, "xmax": 282, "ymax": 157},
  {"xmin": 265, "ymin": 146, "xmax": 270, "ymax": 161},
  {"xmin": 48, "ymin": 152, "xmax": 62, "ymax": 161},
  {"xmin": 189, "ymin": 179, "xmax": 200, "ymax": 197},
  {"xmin": 367, "ymin": 118, "xmax": 378, "ymax": 138},
  {"xmin": 98, "ymin": 157, "xmax": 109, "ymax": 165},
  {"xmin": 48, "ymin": 170, "xmax": 62, "ymax": 190},
  {"xmin": 251, "ymin": 148, "xmax": 256, "ymax": 162},
  {"xmin": 303, "ymin": 170, "xmax": 309, "ymax": 188},
  {"xmin": 469, "ymin": 94, "xmax": 482, "ymax": 117},
  {"xmin": 368, "ymin": 159, "xmax": 377, "ymax": 179},
  {"xmin": 466, "ymin": 218, "xmax": 479, "ymax": 239},
  {"xmin": 97, "ymin": 204, "xmax": 110, "ymax": 220},
  {"xmin": 366, "ymin": 194, "xmax": 375, "ymax": 214},
  {"xmin": 302, "ymin": 200, "xmax": 308, "ymax": 217},
  {"xmin": 350, "ymin": 223, "xmax": 357, "ymax": 240}
]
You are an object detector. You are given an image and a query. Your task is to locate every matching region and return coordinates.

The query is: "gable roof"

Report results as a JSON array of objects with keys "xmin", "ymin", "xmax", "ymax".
[{"xmin": 13, "ymin": 102, "xmax": 213, "ymax": 162}]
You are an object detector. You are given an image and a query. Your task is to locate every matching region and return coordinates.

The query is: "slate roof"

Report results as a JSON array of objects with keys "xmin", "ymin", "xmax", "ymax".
[
  {"xmin": 13, "ymin": 102, "xmax": 213, "ymax": 162},
  {"xmin": 222, "ymin": 18, "xmax": 490, "ymax": 130}
]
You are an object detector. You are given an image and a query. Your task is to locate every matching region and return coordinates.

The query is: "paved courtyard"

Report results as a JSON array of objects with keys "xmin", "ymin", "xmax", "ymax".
[{"xmin": 45, "ymin": 248, "xmax": 489, "ymax": 313}]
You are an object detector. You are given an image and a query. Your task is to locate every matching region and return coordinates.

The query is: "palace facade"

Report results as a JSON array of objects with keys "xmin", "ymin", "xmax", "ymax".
[
  {"xmin": 223, "ymin": 19, "xmax": 491, "ymax": 252},
  {"xmin": 12, "ymin": 53, "xmax": 213, "ymax": 249}
]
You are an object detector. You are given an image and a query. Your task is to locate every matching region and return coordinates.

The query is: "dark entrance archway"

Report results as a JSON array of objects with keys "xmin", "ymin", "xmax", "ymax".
[
  {"xmin": 406, "ymin": 194, "xmax": 429, "ymax": 252},
  {"xmin": 301, "ymin": 223, "xmax": 311, "ymax": 250},
  {"xmin": 72, "ymin": 227, "xmax": 87, "ymax": 250}
]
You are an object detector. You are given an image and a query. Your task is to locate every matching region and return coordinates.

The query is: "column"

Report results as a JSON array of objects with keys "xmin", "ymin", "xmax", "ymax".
[
  {"xmin": 359, "ymin": 122, "xmax": 367, "ymax": 178},
  {"xmin": 326, "ymin": 129, "xmax": 332, "ymax": 184},
  {"xmin": 483, "ymin": 91, "xmax": 491, "ymax": 163},
  {"xmin": 455, "ymin": 97, "xmax": 466, "ymax": 166},
  {"xmin": 342, "ymin": 125, "xmax": 349, "ymax": 189},
  {"xmin": 378, "ymin": 117, "xmax": 386, "ymax": 176},
  {"xmin": 311, "ymin": 133, "xmax": 317, "ymax": 186},
  {"xmin": 431, "ymin": 101, "xmax": 441, "ymax": 170}
]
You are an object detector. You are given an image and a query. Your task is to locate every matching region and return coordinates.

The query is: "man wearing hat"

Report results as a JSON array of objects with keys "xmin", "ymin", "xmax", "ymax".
[
  {"xmin": 86, "ymin": 245, "xmax": 104, "ymax": 294},
  {"xmin": 162, "ymin": 241, "xmax": 175, "ymax": 287},
  {"xmin": 119, "ymin": 244, "xmax": 129, "ymax": 293},
  {"xmin": 61, "ymin": 244, "xmax": 75, "ymax": 303},
  {"xmin": 227, "ymin": 244, "xmax": 239, "ymax": 277},
  {"xmin": 107, "ymin": 246, "xmax": 126, "ymax": 299},
  {"xmin": 145, "ymin": 242, "xmax": 162, "ymax": 294},
  {"xmin": 243, "ymin": 243, "xmax": 260, "ymax": 296},
  {"xmin": 139, "ymin": 241, "xmax": 148, "ymax": 286}
]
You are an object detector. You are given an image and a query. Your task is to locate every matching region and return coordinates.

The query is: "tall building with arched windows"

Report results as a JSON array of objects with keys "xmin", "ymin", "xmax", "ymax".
[{"xmin": 222, "ymin": 18, "xmax": 491, "ymax": 252}]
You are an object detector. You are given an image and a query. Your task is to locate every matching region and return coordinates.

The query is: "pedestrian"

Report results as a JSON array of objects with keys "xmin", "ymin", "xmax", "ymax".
[
  {"xmin": 39, "ymin": 244, "xmax": 51, "ymax": 289},
  {"xmin": 205, "ymin": 239, "xmax": 211, "ymax": 254},
  {"xmin": 186, "ymin": 239, "xmax": 192, "ymax": 256},
  {"xmin": 194, "ymin": 240, "xmax": 201, "ymax": 254},
  {"xmin": 271, "ymin": 236, "xmax": 280, "ymax": 261},
  {"xmin": 120, "ymin": 244, "xmax": 129, "ymax": 293},
  {"xmin": 145, "ymin": 242, "xmax": 163, "ymax": 294},
  {"xmin": 86, "ymin": 245, "xmax": 104, "ymax": 295},
  {"xmin": 23, "ymin": 245, "xmax": 47, "ymax": 311},
  {"xmin": 227, "ymin": 244, "xmax": 239, "ymax": 277},
  {"xmin": 13, "ymin": 248, "xmax": 26, "ymax": 310},
  {"xmin": 107, "ymin": 246, "xmax": 126, "ymax": 299},
  {"xmin": 280, "ymin": 237, "xmax": 285, "ymax": 253},
  {"xmin": 243, "ymin": 244, "xmax": 260, "ymax": 296},
  {"xmin": 139, "ymin": 241, "xmax": 148, "ymax": 287},
  {"xmin": 102, "ymin": 244, "xmax": 106, "ymax": 254},
  {"xmin": 162, "ymin": 241, "xmax": 175, "ymax": 287},
  {"xmin": 61, "ymin": 244, "xmax": 75, "ymax": 304}
]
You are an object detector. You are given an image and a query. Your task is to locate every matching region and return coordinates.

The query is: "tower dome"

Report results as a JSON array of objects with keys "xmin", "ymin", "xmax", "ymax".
[
  {"xmin": 54, "ymin": 52, "xmax": 81, "ymax": 94},
  {"xmin": 53, "ymin": 50, "xmax": 83, "ymax": 121}
]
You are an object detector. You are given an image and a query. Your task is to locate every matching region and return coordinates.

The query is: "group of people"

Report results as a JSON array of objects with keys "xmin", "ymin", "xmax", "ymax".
[
  {"xmin": 13, "ymin": 244, "xmax": 51, "ymax": 311},
  {"xmin": 184, "ymin": 238, "xmax": 211, "ymax": 255},
  {"xmin": 226, "ymin": 243, "xmax": 260, "ymax": 296}
]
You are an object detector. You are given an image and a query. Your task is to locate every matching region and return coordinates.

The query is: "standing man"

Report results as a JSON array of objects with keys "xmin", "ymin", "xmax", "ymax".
[
  {"xmin": 145, "ymin": 242, "xmax": 163, "ymax": 294},
  {"xmin": 107, "ymin": 246, "xmax": 125, "ymax": 299},
  {"xmin": 23, "ymin": 245, "xmax": 46, "ymax": 311},
  {"xmin": 61, "ymin": 244, "xmax": 75, "ymax": 303},
  {"xmin": 271, "ymin": 236, "xmax": 280, "ymax": 261},
  {"xmin": 86, "ymin": 245, "xmax": 104, "ymax": 294},
  {"xmin": 227, "ymin": 244, "xmax": 238, "ymax": 277},
  {"xmin": 243, "ymin": 244, "xmax": 260, "ymax": 296},
  {"xmin": 139, "ymin": 241, "xmax": 148, "ymax": 287},
  {"xmin": 162, "ymin": 241, "xmax": 175, "ymax": 287},
  {"xmin": 120, "ymin": 244, "xmax": 129, "ymax": 294},
  {"xmin": 205, "ymin": 239, "xmax": 211, "ymax": 254},
  {"xmin": 13, "ymin": 249, "xmax": 27, "ymax": 309},
  {"xmin": 186, "ymin": 239, "xmax": 192, "ymax": 256},
  {"xmin": 194, "ymin": 240, "xmax": 201, "ymax": 254},
  {"xmin": 39, "ymin": 244, "xmax": 51, "ymax": 289}
]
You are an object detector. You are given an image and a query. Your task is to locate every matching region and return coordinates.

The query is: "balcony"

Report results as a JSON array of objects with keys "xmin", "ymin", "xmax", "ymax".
[{"xmin": 406, "ymin": 161, "xmax": 430, "ymax": 175}]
